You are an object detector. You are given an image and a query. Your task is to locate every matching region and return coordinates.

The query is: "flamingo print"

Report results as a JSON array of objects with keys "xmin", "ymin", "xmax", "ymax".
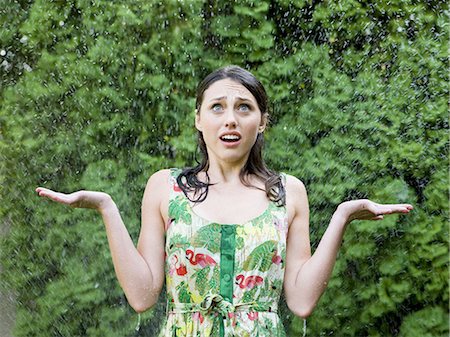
[
  {"xmin": 271, "ymin": 249, "xmax": 283, "ymax": 265},
  {"xmin": 186, "ymin": 249, "xmax": 216, "ymax": 268},
  {"xmin": 192, "ymin": 312, "xmax": 204, "ymax": 324},
  {"xmin": 247, "ymin": 312, "xmax": 259, "ymax": 321},
  {"xmin": 175, "ymin": 256, "xmax": 187, "ymax": 276},
  {"xmin": 274, "ymin": 217, "xmax": 287, "ymax": 235},
  {"xmin": 173, "ymin": 180, "xmax": 182, "ymax": 192},
  {"xmin": 235, "ymin": 274, "xmax": 264, "ymax": 289},
  {"xmin": 169, "ymin": 255, "xmax": 187, "ymax": 276},
  {"xmin": 227, "ymin": 312, "xmax": 237, "ymax": 327}
]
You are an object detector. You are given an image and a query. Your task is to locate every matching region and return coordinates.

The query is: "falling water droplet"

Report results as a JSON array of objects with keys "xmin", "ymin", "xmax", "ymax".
[
  {"xmin": 23, "ymin": 63, "xmax": 32, "ymax": 72},
  {"xmin": 135, "ymin": 313, "xmax": 141, "ymax": 331}
]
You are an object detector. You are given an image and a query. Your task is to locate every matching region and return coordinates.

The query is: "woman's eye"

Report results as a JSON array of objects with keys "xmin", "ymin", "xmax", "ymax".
[
  {"xmin": 212, "ymin": 104, "xmax": 222, "ymax": 112},
  {"xmin": 238, "ymin": 104, "xmax": 250, "ymax": 112}
]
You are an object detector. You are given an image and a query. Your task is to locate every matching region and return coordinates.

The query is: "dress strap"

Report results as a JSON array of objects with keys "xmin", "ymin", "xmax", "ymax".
[
  {"xmin": 166, "ymin": 168, "xmax": 185, "ymax": 231},
  {"xmin": 168, "ymin": 168, "xmax": 183, "ymax": 198}
]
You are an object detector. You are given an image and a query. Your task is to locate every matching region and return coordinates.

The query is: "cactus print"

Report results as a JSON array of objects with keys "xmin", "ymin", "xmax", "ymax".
[{"xmin": 159, "ymin": 168, "xmax": 288, "ymax": 337}]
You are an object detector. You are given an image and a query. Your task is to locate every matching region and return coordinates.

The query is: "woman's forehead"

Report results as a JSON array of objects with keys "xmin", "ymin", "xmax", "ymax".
[{"xmin": 203, "ymin": 78, "xmax": 256, "ymax": 102}]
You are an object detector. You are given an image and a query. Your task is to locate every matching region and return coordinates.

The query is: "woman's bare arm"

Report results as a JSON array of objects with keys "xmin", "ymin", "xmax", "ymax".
[
  {"xmin": 36, "ymin": 169, "xmax": 169, "ymax": 312},
  {"xmin": 283, "ymin": 175, "xmax": 413, "ymax": 318}
]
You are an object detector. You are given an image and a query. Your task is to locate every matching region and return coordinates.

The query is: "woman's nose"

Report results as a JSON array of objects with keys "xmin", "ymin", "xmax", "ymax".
[{"xmin": 224, "ymin": 109, "xmax": 238, "ymax": 128}]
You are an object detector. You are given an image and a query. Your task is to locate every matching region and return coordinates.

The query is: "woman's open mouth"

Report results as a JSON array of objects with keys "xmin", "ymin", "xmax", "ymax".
[{"xmin": 220, "ymin": 133, "xmax": 242, "ymax": 147}]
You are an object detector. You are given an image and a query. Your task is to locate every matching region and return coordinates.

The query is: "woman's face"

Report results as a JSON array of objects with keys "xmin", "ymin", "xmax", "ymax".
[{"xmin": 195, "ymin": 78, "xmax": 267, "ymax": 165}]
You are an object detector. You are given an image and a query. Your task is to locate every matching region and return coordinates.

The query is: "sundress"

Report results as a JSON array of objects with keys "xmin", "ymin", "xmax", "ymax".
[{"xmin": 158, "ymin": 168, "xmax": 288, "ymax": 337}]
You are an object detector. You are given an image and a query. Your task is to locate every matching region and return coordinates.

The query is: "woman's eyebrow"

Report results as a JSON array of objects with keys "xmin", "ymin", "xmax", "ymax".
[
  {"xmin": 209, "ymin": 96, "xmax": 226, "ymax": 102},
  {"xmin": 236, "ymin": 97, "xmax": 253, "ymax": 103},
  {"xmin": 209, "ymin": 96, "xmax": 254, "ymax": 102}
]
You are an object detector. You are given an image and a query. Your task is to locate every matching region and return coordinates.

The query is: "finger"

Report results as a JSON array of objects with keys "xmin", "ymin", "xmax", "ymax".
[
  {"xmin": 392, "ymin": 203, "xmax": 413, "ymax": 209},
  {"xmin": 371, "ymin": 215, "xmax": 384, "ymax": 220},
  {"xmin": 390, "ymin": 205, "xmax": 412, "ymax": 213},
  {"xmin": 36, "ymin": 187, "xmax": 63, "ymax": 199},
  {"xmin": 368, "ymin": 203, "xmax": 392, "ymax": 215},
  {"xmin": 36, "ymin": 188, "xmax": 58, "ymax": 198},
  {"xmin": 377, "ymin": 206, "xmax": 412, "ymax": 216},
  {"xmin": 381, "ymin": 203, "xmax": 413, "ymax": 211},
  {"xmin": 382, "ymin": 204, "xmax": 413, "ymax": 214},
  {"xmin": 36, "ymin": 188, "xmax": 53, "ymax": 197},
  {"xmin": 37, "ymin": 190, "xmax": 71, "ymax": 204},
  {"xmin": 36, "ymin": 187, "xmax": 54, "ymax": 194}
]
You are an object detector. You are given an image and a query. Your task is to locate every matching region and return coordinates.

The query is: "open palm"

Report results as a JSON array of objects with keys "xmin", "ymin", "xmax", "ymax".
[
  {"xmin": 338, "ymin": 199, "xmax": 413, "ymax": 223},
  {"xmin": 35, "ymin": 187, "xmax": 111, "ymax": 210}
]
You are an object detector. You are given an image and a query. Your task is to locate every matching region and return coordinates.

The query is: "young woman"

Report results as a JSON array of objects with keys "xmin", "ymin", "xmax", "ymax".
[{"xmin": 36, "ymin": 66, "xmax": 413, "ymax": 336}]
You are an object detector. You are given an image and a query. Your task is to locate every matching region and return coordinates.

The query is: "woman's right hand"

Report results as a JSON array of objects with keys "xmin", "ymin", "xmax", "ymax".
[{"xmin": 35, "ymin": 187, "xmax": 112, "ymax": 211}]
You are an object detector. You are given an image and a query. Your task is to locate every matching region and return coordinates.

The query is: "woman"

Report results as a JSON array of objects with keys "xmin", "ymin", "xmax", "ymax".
[{"xmin": 36, "ymin": 65, "xmax": 413, "ymax": 336}]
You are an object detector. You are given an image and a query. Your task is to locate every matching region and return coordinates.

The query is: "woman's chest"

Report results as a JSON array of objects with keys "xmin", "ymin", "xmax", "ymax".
[{"xmin": 189, "ymin": 188, "xmax": 270, "ymax": 224}]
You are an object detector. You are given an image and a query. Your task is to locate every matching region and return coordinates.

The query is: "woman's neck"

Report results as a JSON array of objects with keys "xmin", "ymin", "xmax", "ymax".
[{"xmin": 203, "ymin": 161, "xmax": 246, "ymax": 184}]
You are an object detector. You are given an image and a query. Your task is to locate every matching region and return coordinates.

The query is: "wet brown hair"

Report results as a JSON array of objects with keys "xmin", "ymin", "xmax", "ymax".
[{"xmin": 177, "ymin": 65, "xmax": 285, "ymax": 206}]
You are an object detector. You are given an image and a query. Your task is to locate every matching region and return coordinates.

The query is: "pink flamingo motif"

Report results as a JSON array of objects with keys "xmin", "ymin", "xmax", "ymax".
[
  {"xmin": 169, "ymin": 255, "xmax": 187, "ymax": 276},
  {"xmin": 228, "ymin": 312, "xmax": 237, "ymax": 327},
  {"xmin": 272, "ymin": 249, "xmax": 283, "ymax": 265},
  {"xmin": 274, "ymin": 218, "xmax": 287, "ymax": 235},
  {"xmin": 186, "ymin": 249, "xmax": 216, "ymax": 268},
  {"xmin": 235, "ymin": 274, "xmax": 264, "ymax": 289},
  {"xmin": 173, "ymin": 180, "xmax": 182, "ymax": 192},
  {"xmin": 175, "ymin": 256, "xmax": 187, "ymax": 276},
  {"xmin": 192, "ymin": 312, "xmax": 204, "ymax": 324},
  {"xmin": 247, "ymin": 312, "xmax": 259, "ymax": 321}
]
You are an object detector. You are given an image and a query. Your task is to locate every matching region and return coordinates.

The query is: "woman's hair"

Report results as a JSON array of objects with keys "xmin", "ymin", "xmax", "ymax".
[{"xmin": 176, "ymin": 65, "xmax": 286, "ymax": 206}]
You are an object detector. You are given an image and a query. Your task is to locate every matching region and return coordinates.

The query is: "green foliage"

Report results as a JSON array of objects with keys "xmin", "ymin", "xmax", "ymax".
[
  {"xmin": 243, "ymin": 240, "xmax": 277, "ymax": 272},
  {"xmin": 169, "ymin": 195, "xmax": 192, "ymax": 225},
  {"xmin": 192, "ymin": 223, "xmax": 222, "ymax": 254},
  {"xmin": 399, "ymin": 306, "xmax": 449, "ymax": 337},
  {"xmin": 0, "ymin": 0, "xmax": 447, "ymax": 336}
]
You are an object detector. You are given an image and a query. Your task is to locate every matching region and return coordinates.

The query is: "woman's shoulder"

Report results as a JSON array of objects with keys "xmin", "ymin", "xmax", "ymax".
[
  {"xmin": 283, "ymin": 173, "xmax": 307, "ymax": 194},
  {"xmin": 149, "ymin": 167, "xmax": 183, "ymax": 178},
  {"xmin": 282, "ymin": 174, "xmax": 308, "ymax": 224},
  {"xmin": 143, "ymin": 168, "xmax": 183, "ymax": 204},
  {"xmin": 149, "ymin": 168, "xmax": 170, "ymax": 179},
  {"xmin": 145, "ymin": 168, "xmax": 179, "ymax": 188}
]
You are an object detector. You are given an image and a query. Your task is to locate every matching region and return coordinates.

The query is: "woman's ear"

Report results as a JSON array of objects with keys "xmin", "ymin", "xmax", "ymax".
[
  {"xmin": 259, "ymin": 113, "xmax": 268, "ymax": 133},
  {"xmin": 195, "ymin": 109, "xmax": 202, "ymax": 132}
]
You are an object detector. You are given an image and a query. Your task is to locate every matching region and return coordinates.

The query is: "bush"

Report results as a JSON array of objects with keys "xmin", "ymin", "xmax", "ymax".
[{"xmin": 1, "ymin": 1, "xmax": 447, "ymax": 336}]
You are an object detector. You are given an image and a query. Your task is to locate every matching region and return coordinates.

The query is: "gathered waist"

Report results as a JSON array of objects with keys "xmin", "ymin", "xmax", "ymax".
[{"xmin": 167, "ymin": 293, "xmax": 278, "ymax": 316}]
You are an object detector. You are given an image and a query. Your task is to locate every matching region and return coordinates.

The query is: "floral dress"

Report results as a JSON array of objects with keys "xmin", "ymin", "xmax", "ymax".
[{"xmin": 158, "ymin": 168, "xmax": 288, "ymax": 337}]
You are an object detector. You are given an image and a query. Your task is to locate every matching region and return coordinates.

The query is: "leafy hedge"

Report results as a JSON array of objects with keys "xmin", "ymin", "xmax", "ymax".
[{"xmin": 0, "ymin": 1, "xmax": 447, "ymax": 336}]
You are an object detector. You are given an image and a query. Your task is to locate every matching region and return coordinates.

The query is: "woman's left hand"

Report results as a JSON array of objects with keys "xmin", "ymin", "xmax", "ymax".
[{"xmin": 336, "ymin": 199, "xmax": 413, "ymax": 224}]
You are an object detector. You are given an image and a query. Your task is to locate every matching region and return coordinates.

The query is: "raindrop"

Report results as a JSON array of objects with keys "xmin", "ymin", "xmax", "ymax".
[
  {"xmin": 0, "ymin": 49, "xmax": 6, "ymax": 56},
  {"xmin": 20, "ymin": 35, "xmax": 28, "ymax": 44},
  {"xmin": 135, "ymin": 313, "xmax": 141, "ymax": 331},
  {"xmin": 2, "ymin": 60, "xmax": 11, "ymax": 71},
  {"xmin": 59, "ymin": 21, "xmax": 65, "ymax": 26},
  {"xmin": 23, "ymin": 63, "xmax": 32, "ymax": 72}
]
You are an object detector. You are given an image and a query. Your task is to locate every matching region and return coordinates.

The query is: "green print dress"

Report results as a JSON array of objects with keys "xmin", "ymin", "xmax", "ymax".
[{"xmin": 159, "ymin": 168, "xmax": 288, "ymax": 337}]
